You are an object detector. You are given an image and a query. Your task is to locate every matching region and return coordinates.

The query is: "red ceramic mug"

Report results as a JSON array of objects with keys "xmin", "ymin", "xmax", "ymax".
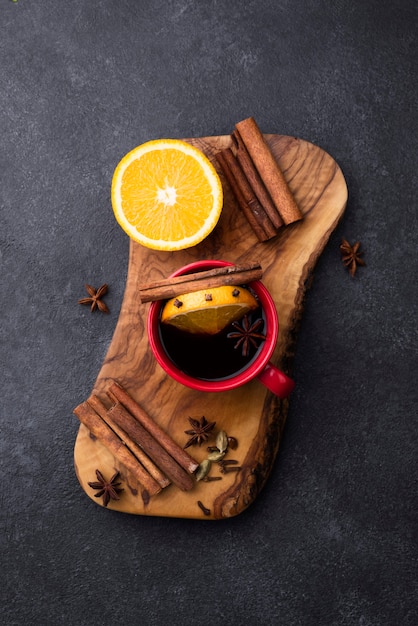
[{"xmin": 147, "ymin": 260, "xmax": 295, "ymax": 398}]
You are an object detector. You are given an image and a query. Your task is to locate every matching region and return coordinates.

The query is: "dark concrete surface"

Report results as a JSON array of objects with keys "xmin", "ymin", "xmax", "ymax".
[{"xmin": 1, "ymin": 1, "xmax": 417, "ymax": 625}]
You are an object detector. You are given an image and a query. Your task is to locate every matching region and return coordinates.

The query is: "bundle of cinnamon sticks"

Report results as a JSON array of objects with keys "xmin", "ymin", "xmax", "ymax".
[
  {"xmin": 73, "ymin": 382, "xmax": 199, "ymax": 503},
  {"xmin": 216, "ymin": 117, "xmax": 303, "ymax": 242}
]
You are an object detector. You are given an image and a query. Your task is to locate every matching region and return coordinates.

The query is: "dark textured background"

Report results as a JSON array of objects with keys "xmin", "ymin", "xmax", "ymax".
[{"xmin": 1, "ymin": 1, "xmax": 417, "ymax": 625}]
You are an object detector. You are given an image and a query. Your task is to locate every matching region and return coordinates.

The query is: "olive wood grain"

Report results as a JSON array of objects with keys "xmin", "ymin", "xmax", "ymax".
[{"xmin": 73, "ymin": 134, "xmax": 348, "ymax": 519}]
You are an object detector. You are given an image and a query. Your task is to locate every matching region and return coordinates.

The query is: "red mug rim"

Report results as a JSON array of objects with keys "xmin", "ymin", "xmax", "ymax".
[{"xmin": 147, "ymin": 260, "xmax": 279, "ymax": 392}]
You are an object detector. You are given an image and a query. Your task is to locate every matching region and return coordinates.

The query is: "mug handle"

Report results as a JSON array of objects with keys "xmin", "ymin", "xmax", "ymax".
[{"xmin": 257, "ymin": 362, "xmax": 295, "ymax": 398}]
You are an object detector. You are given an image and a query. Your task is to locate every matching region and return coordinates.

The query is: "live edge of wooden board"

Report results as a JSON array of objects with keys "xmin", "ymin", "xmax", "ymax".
[{"xmin": 73, "ymin": 133, "xmax": 348, "ymax": 520}]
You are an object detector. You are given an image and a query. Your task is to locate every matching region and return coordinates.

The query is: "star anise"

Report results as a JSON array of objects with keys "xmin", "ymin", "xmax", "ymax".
[
  {"xmin": 227, "ymin": 315, "xmax": 266, "ymax": 357},
  {"xmin": 184, "ymin": 416, "xmax": 216, "ymax": 449},
  {"xmin": 87, "ymin": 469, "xmax": 124, "ymax": 507},
  {"xmin": 78, "ymin": 283, "xmax": 109, "ymax": 312},
  {"xmin": 340, "ymin": 238, "xmax": 365, "ymax": 277}
]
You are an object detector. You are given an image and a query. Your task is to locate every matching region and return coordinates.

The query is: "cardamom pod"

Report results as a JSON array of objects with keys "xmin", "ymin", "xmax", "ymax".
[
  {"xmin": 208, "ymin": 450, "xmax": 226, "ymax": 462},
  {"xmin": 195, "ymin": 459, "xmax": 211, "ymax": 481},
  {"xmin": 216, "ymin": 430, "xmax": 228, "ymax": 454}
]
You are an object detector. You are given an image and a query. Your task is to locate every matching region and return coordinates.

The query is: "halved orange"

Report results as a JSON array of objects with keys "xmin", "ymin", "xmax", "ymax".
[
  {"xmin": 161, "ymin": 285, "xmax": 259, "ymax": 335},
  {"xmin": 111, "ymin": 139, "xmax": 223, "ymax": 251}
]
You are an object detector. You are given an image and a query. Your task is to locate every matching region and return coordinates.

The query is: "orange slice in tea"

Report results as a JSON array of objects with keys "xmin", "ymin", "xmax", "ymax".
[
  {"xmin": 111, "ymin": 139, "xmax": 223, "ymax": 251},
  {"xmin": 161, "ymin": 285, "xmax": 259, "ymax": 335}
]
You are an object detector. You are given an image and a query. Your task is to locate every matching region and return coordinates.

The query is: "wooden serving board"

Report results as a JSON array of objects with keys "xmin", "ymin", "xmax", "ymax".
[{"xmin": 73, "ymin": 133, "xmax": 347, "ymax": 519}]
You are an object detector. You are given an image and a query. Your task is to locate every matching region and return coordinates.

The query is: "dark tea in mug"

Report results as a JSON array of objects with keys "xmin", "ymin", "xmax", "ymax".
[{"xmin": 158, "ymin": 303, "xmax": 266, "ymax": 381}]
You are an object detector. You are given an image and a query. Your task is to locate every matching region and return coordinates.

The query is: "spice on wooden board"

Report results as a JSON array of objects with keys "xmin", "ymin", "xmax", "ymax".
[
  {"xmin": 216, "ymin": 430, "xmax": 228, "ymax": 454},
  {"xmin": 227, "ymin": 436, "xmax": 238, "ymax": 450},
  {"xmin": 207, "ymin": 450, "xmax": 225, "ymax": 462},
  {"xmin": 197, "ymin": 501, "xmax": 211, "ymax": 516},
  {"xmin": 231, "ymin": 128, "xmax": 283, "ymax": 229},
  {"xmin": 73, "ymin": 401, "xmax": 162, "ymax": 496},
  {"xmin": 215, "ymin": 117, "xmax": 303, "ymax": 242},
  {"xmin": 184, "ymin": 416, "xmax": 216, "ymax": 449},
  {"xmin": 107, "ymin": 402, "xmax": 195, "ymax": 492},
  {"xmin": 219, "ymin": 465, "xmax": 242, "ymax": 475},
  {"xmin": 234, "ymin": 117, "xmax": 303, "ymax": 225},
  {"xmin": 195, "ymin": 459, "xmax": 211, "ymax": 482},
  {"xmin": 88, "ymin": 470, "xmax": 124, "ymax": 507},
  {"xmin": 87, "ymin": 394, "xmax": 171, "ymax": 490},
  {"xmin": 108, "ymin": 382, "xmax": 199, "ymax": 475},
  {"xmin": 189, "ymin": 416, "xmax": 241, "ymax": 483},
  {"xmin": 216, "ymin": 148, "xmax": 276, "ymax": 242},
  {"xmin": 218, "ymin": 459, "xmax": 242, "ymax": 474}
]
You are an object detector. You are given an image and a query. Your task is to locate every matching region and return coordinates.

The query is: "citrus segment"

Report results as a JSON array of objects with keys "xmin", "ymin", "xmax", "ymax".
[
  {"xmin": 111, "ymin": 139, "xmax": 223, "ymax": 251},
  {"xmin": 161, "ymin": 285, "xmax": 259, "ymax": 335}
]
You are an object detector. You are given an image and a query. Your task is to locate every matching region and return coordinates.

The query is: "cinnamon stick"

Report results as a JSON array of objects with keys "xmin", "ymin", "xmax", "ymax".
[
  {"xmin": 87, "ymin": 394, "xmax": 171, "ymax": 489},
  {"xmin": 231, "ymin": 130, "xmax": 283, "ymax": 230},
  {"xmin": 234, "ymin": 117, "xmax": 303, "ymax": 225},
  {"xmin": 108, "ymin": 382, "xmax": 200, "ymax": 475},
  {"xmin": 216, "ymin": 149, "xmax": 277, "ymax": 242},
  {"xmin": 138, "ymin": 262, "xmax": 263, "ymax": 303},
  {"xmin": 73, "ymin": 401, "xmax": 162, "ymax": 496},
  {"xmin": 107, "ymin": 401, "xmax": 195, "ymax": 491}
]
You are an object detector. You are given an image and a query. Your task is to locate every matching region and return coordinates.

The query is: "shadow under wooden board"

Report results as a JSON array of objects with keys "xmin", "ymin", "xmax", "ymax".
[{"xmin": 73, "ymin": 133, "xmax": 348, "ymax": 519}]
